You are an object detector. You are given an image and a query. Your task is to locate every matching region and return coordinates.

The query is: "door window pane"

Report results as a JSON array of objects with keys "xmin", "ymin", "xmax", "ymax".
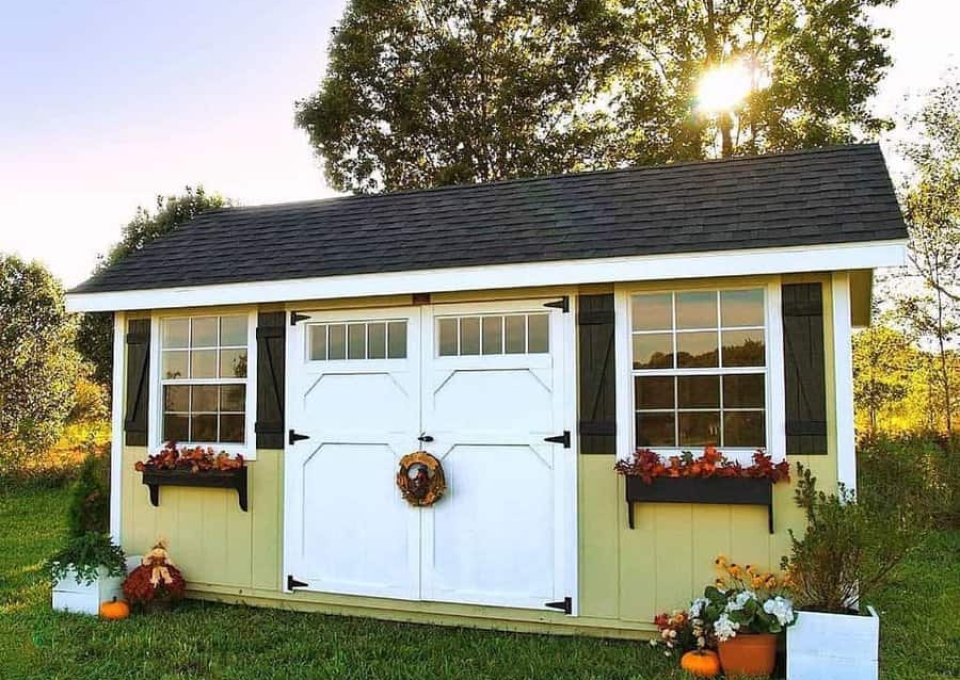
[
  {"xmin": 482, "ymin": 316, "xmax": 503, "ymax": 354},
  {"xmin": 527, "ymin": 314, "xmax": 549, "ymax": 353},
  {"xmin": 328, "ymin": 324, "xmax": 346, "ymax": 360},
  {"xmin": 504, "ymin": 315, "xmax": 526, "ymax": 354},
  {"xmin": 348, "ymin": 323, "xmax": 366, "ymax": 359},
  {"xmin": 676, "ymin": 291, "xmax": 717, "ymax": 329},
  {"xmin": 368, "ymin": 323, "xmax": 386, "ymax": 359},
  {"xmin": 308, "ymin": 325, "xmax": 327, "ymax": 361},
  {"xmin": 460, "ymin": 317, "xmax": 481, "ymax": 355},
  {"xmin": 387, "ymin": 321, "xmax": 407, "ymax": 358},
  {"xmin": 438, "ymin": 318, "xmax": 458, "ymax": 356},
  {"xmin": 632, "ymin": 293, "xmax": 672, "ymax": 331}
]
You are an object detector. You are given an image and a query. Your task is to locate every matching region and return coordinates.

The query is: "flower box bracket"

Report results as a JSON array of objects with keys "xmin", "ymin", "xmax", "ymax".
[
  {"xmin": 625, "ymin": 476, "xmax": 774, "ymax": 533},
  {"xmin": 141, "ymin": 467, "xmax": 248, "ymax": 512}
]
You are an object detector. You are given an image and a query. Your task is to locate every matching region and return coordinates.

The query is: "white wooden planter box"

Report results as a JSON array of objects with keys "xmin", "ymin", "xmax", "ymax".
[
  {"xmin": 787, "ymin": 606, "xmax": 879, "ymax": 680},
  {"xmin": 51, "ymin": 566, "xmax": 124, "ymax": 616}
]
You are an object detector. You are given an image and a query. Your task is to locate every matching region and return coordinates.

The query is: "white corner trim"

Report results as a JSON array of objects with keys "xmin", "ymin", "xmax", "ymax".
[
  {"xmin": 110, "ymin": 311, "xmax": 125, "ymax": 543},
  {"xmin": 832, "ymin": 273, "xmax": 857, "ymax": 491},
  {"xmin": 65, "ymin": 240, "xmax": 908, "ymax": 313}
]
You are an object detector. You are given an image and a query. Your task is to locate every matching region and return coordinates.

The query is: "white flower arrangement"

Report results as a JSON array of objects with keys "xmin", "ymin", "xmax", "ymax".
[
  {"xmin": 762, "ymin": 595, "xmax": 796, "ymax": 627},
  {"xmin": 713, "ymin": 612, "xmax": 741, "ymax": 642}
]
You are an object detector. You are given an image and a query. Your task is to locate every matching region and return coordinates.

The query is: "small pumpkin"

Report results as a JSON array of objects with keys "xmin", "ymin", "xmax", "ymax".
[
  {"xmin": 680, "ymin": 649, "xmax": 721, "ymax": 678},
  {"xmin": 99, "ymin": 597, "xmax": 130, "ymax": 620}
]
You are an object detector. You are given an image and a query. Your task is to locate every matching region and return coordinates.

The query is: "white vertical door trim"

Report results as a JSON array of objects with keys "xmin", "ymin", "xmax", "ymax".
[
  {"xmin": 110, "ymin": 311, "xmax": 126, "ymax": 543},
  {"xmin": 561, "ymin": 292, "xmax": 579, "ymax": 616},
  {"xmin": 832, "ymin": 273, "xmax": 857, "ymax": 491},
  {"xmin": 282, "ymin": 309, "xmax": 298, "ymax": 592}
]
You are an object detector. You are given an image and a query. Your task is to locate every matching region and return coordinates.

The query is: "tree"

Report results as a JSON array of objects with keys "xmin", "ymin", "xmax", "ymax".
[
  {"xmin": 0, "ymin": 255, "xmax": 81, "ymax": 470},
  {"xmin": 297, "ymin": 0, "xmax": 894, "ymax": 193},
  {"xmin": 888, "ymin": 72, "xmax": 960, "ymax": 432},
  {"xmin": 76, "ymin": 187, "xmax": 230, "ymax": 387},
  {"xmin": 853, "ymin": 324, "xmax": 914, "ymax": 437}
]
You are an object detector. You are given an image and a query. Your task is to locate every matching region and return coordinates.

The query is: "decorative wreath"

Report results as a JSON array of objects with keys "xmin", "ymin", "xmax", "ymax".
[{"xmin": 397, "ymin": 451, "xmax": 446, "ymax": 507}]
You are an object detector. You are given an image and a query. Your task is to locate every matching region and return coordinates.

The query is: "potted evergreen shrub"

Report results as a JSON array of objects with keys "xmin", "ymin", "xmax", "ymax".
[
  {"xmin": 46, "ymin": 532, "xmax": 127, "ymax": 615},
  {"xmin": 781, "ymin": 465, "xmax": 926, "ymax": 680}
]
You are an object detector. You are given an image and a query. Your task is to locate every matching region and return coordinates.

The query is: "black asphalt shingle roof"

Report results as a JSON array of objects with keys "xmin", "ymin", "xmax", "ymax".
[{"xmin": 71, "ymin": 144, "xmax": 906, "ymax": 295}]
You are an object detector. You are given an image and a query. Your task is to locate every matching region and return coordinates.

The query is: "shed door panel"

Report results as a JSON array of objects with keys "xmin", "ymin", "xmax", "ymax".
[
  {"xmin": 420, "ymin": 302, "xmax": 568, "ymax": 609},
  {"xmin": 284, "ymin": 309, "xmax": 421, "ymax": 600}
]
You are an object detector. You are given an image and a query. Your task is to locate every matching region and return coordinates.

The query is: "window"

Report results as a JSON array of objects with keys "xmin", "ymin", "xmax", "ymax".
[
  {"xmin": 437, "ymin": 313, "xmax": 549, "ymax": 356},
  {"xmin": 160, "ymin": 315, "xmax": 249, "ymax": 444},
  {"xmin": 307, "ymin": 320, "xmax": 407, "ymax": 360},
  {"xmin": 631, "ymin": 289, "xmax": 766, "ymax": 449}
]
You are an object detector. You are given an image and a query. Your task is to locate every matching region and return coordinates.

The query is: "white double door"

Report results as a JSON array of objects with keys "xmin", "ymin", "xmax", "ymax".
[{"xmin": 283, "ymin": 300, "xmax": 575, "ymax": 610}]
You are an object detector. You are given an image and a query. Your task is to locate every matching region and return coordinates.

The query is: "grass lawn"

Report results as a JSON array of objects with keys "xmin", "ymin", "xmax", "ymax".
[{"xmin": 1, "ymin": 485, "xmax": 958, "ymax": 680}]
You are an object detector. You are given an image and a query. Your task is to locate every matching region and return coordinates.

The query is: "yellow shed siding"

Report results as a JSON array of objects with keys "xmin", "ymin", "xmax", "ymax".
[{"xmin": 118, "ymin": 274, "xmax": 841, "ymax": 637}]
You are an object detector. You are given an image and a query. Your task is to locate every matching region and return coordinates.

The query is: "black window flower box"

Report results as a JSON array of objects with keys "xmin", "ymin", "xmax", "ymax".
[
  {"xmin": 624, "ymin": 476, "xmax": 774, "ymax": 533},
  {"xmin": 141, "ymin": 467, "xmax": 248, "ymax": 512}
]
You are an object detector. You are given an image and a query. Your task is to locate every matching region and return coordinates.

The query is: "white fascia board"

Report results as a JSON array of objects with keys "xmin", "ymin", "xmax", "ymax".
[{"xmin": 65, "ymin": 239, "xmax": 907, "ymax": 313}]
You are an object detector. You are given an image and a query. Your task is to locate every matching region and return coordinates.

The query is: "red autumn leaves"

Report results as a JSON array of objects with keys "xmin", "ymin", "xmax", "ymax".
[{"xmin": 615, "ymin": 446, "xmax": 790, "ymax": 485}]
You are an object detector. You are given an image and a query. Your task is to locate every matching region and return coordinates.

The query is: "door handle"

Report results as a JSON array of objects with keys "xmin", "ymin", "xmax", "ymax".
[{"xmin": 418, "ymin": 434, "xmax": 434, "ymax": 443}]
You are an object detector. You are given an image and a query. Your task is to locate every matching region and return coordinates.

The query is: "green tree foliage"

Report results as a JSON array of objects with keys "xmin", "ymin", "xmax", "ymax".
[
  {"xmin": 888, "ymin": 71, "xmax": 960, "ymax": 432},
  {"xmin": 76, "ymin": 187, "xmax": 229, "ymax": 388},
  {"xmin": 66, "ymin": 447, "xmax": 111, "ymax": 537},
  {"xmin": 853, "ymin": 324, "xmax": 915, "ymax": 437},
  {"xmin": 0, "ymin": 255, "xmax": 81, "ymax": 471},
  {"xmin": 297, "ymin": 0, "xmax": 894, "ymax": 193}
]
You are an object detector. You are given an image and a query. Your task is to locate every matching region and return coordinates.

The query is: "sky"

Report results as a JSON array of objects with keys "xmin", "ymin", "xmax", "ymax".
[{"xmin": 0, "ymin": 0, "xmax": 957, "ymax": 288}]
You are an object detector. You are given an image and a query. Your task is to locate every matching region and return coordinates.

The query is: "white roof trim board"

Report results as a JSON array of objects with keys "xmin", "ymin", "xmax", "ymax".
[{"xmin": 66, "ymin": 239, "xmax": 906, "ymax": 313}]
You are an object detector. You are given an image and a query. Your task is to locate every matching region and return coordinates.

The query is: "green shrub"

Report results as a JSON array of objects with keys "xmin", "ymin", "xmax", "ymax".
[
  {"xmin": 858, "ymin": 433, "xmax": 960, "ymax": 528},
  {"xmin": 66, "ymin": 446, "xmax": 110, "ymax": 537},
  {"xmin": 45, "ymin": 532, "xmax": 126, "ymax": 585},
  {"xmin": 782, "ymin": 464, "xmax": 926, "ymax": 613}
]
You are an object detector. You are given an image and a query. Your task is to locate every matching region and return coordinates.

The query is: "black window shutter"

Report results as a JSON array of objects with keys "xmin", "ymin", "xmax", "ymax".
[
  {"xmin": 124, "ymin": 319, "xmax": 151, "ymax": 446},
  {"xmin": 255, "ymin": 311, "xmax": 286, "ymax": 449},
  {"xmin": 781, "ymin": 283, "xmax": 828, "ymax": 455},
  {"xmin": 578, "ymin": 294, "xmax": 617, "ymax": 454}
]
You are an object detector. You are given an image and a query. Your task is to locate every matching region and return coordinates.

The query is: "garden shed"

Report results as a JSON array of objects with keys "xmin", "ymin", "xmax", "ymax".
[{"xmin": 65, "ymin": 144, "xmax": 907, "ymax": 638}]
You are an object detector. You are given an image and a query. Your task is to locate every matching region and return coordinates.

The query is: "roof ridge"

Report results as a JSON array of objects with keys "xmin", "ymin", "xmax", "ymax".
[{"xmin": 209, "ymin": 143, "xmax": 881, "ymax": 214}]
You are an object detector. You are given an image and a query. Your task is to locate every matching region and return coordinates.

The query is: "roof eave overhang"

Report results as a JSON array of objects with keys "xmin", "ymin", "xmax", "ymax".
[{"xmin": 65, "ymin": 239, "xmax": 908, "ymax": 314}]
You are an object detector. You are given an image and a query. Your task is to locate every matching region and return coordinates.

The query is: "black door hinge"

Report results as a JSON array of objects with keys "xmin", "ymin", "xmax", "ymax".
[
  {"xmin": 543, "ymin": 431, "xmax": 571, "ymax": 448},
  {"xmin": 544, "ymin": 296, "xmax": 569, "ymax": 313},
  {"xmin": 290, "ymin": 311, "xmax": 310, "ymax": 325},
  {"xmin": 289, "ymin": 430, "xmax": 310, "ymax": 445},
  {"xmin": 287, "ymin": 575, "xmax": 308, "ymax": 591},
  {"xmin": 545, "ymin": 597, "xmax": 572, "ymax": 614}
]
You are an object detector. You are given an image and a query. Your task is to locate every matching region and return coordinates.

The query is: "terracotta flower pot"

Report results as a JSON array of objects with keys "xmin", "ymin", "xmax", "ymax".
[{"xmin": 718, "ymin": 633, "xmax": 777, "ymax": 678}]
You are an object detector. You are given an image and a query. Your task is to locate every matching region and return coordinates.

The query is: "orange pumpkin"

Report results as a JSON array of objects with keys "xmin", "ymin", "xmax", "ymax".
[
  {"xmin": 99, "ymin": 597, "xmax": 130, "ymax": 620},
  {"xmin": 680, "ymin": 650, "xmax": 721, "ymax": 678}
]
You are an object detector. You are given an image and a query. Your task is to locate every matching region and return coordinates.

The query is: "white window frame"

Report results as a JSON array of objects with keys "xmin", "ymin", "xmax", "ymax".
[
  {"xmin": 148, "ymin": 309, "xmax": 258, "ymax": 460},
  {"xmin": 614, "ymin": 280, "xmax": 785, "ymax": 466}
]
